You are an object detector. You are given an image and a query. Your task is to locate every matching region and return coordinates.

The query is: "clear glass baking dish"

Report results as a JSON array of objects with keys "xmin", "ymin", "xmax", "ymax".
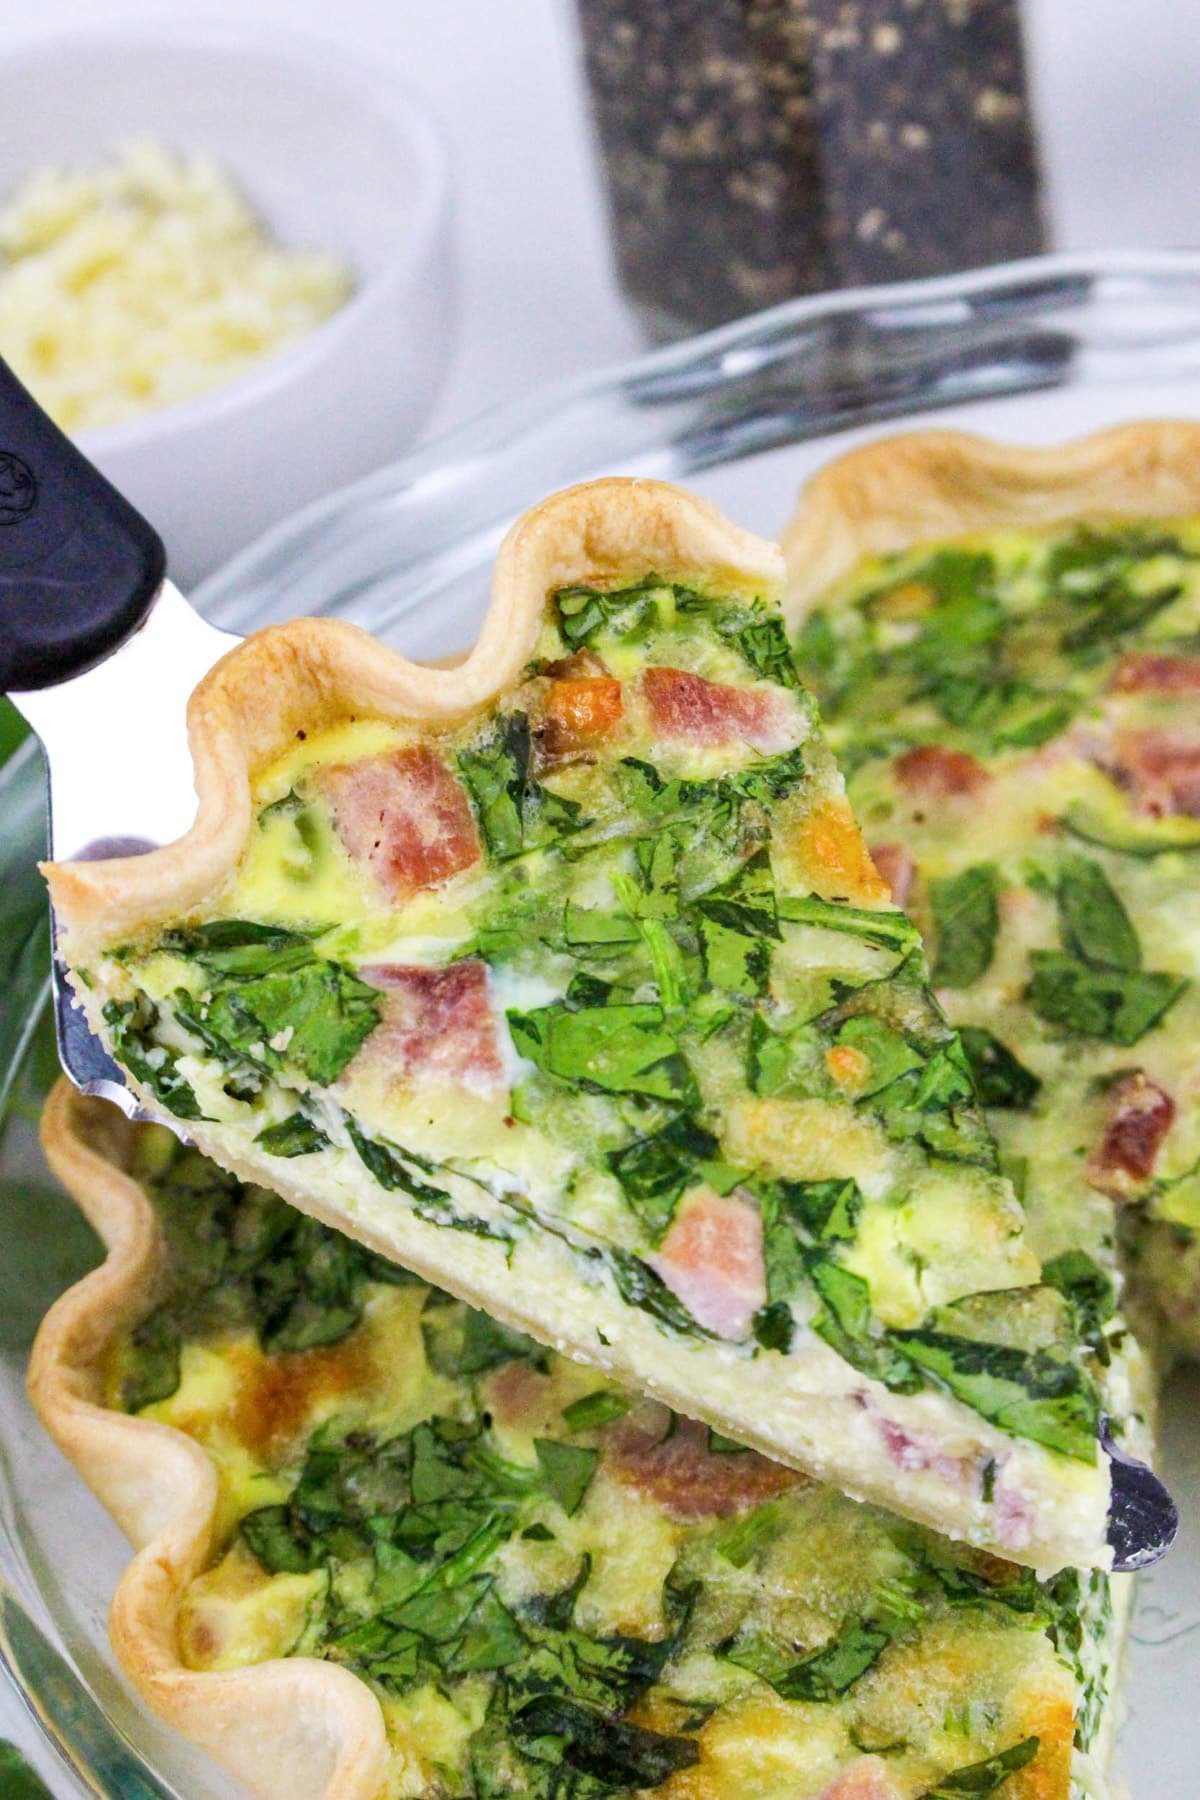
[{"xmin": 6, "ymin": 249, "xmax": 1200, "ymax": 1795}]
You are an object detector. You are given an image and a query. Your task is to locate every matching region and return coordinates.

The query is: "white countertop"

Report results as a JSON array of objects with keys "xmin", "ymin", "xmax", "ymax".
[{"xmin": 3, "ymin": 0, "xmax": 1200, "ymax": 1788}]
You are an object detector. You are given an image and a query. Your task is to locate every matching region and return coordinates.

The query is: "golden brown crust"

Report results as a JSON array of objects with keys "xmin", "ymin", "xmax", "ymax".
[
  {"xmin": 43, "ymin": 478, "xmax": 783, "ymax": 958},
  {"xmin": 28, "ymin": 1080, "xmax": 389, "ymax": 1800},
  {"xmin": 780, "ymin": 421, "xmax": 1200, "ymax": 616}
]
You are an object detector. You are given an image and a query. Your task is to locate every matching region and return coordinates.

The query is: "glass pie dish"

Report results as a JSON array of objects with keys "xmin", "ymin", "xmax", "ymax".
[{"xmin": 5, "ymin": 249, "xmax": 1200, "ymax": 1795}]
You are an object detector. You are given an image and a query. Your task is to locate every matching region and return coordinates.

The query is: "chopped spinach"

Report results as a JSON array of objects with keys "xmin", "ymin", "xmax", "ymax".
[
  {"xmin": 561, "ymin": 1391, "xmax": 630, "ymax": 1431},
  {"xmin": 554, "ymin": 578, "xmax": 672, "ymax": 649},
  {"xmin": 1056, "ymin": 855, "xmax": 1141, "ymax": 972},
  {"xmin": 458, "ymin": 712, "xmax": 583, "ymax": 861},
  {"xmin": 158, "ymin": 918, "xmax": 319, "ymax": 977},
  {"xmin": 602, "ymin": 1248, "xmax": 705, "ymax": 1337},
  {"xmin": 606, "ymin": 1115, "xmax": 721, "ymax": 1240},
  {"xmin": 808, "ymin": 1254, "xmax": 922, "ymax": 1394},
  {"xmin": 893, "ymin": 1331, "xmax": 1099, "ymax": 1463},
  {"xmin": 1041, "ymin": 1250, "xmax": 1116, "ymax": 1350},
  {"xmin": 509, "ymin": 1695, "xmax": 699, "ymax": 1791},
  {"xmin": 255, "ymin": 1111, "xmax": 331, "ymax": 1157},
  {"xmin": 919, "ymin": 1735, "xmax": 1039, "ymax": 1797},
  {"xmin": 163, "ymin": 925, "xmax": 381, "ymax": 1088},
  {"xmin": 778, "ymin": 892, "xmax": 920, "ymax": 953},
  {"xmin": 1025, "ymin": 952, "xmax": 1187, "ymax": 1047},
  {"xmin": 957, "ymin": 1028, "xmax": 1041, "ymax": 1110},
  {"xmin": 425, "ymin": 1304, "xmax": 546, "ymax": 1378},
  {"xmin": 695, "ymin": 847, "xmax": 779, "ymax": 997},
  {"xmin": 103, "ymin": 996, "xmax": 204, "ymax": 1120},
  {"xmin": 509, "ymin": 1001, "xmax": 698, "ymax": 1106},
  {"xmin": 534, "ymin": 1440, "xmax": 599, "ymax": 1515},
  {"xmin": 727, "ymin": 1617, "xmax": 891, "ymax": 1701},
  {"xmin": 929, "ymin": 865, "xmax": 999, "ymax": 989}
]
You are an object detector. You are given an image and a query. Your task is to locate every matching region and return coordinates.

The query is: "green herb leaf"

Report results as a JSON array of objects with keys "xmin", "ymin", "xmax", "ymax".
[
  {"xmin": 159, "ymin": 918, "xmax": 318, "ymax": 977},
  {"xmin": 241, "ymin": 1503, "xmax": 322, "ymax": 1574},
  {"xmin": 606, "ymin": 1115, "xmax": 720, "ymax": 1239},
  {"xmin": 808, "ymin": 1254, "xmax": 922, "ymax": 1394},
  {"xmin": 929, "ymin": 865, "xmax": 1000, "ymax": 988},
  {"xmin": 778, "ymin": 892, "xmax": 920, "ymax": 953},
  {"xmin": 1041, "ymin": 1250, "xmax": 1116, "ymax": 1349},
  {"xmin": 509, "ymin": 1001, "xmax": 698, "ymax": 1105},
  {"xmin": 510, "ymin": 1694, "xmax": 700, "ymax": 1789},
  {"xmin": 1026, "ymin": 951, "xmax": 1187, "ymax": 1046},
  {"xmin": 459, "ymin": 712, "xmax": 583, "ymax": 861},
  {"xmin": 255, "ymin": 1112, "xmax": 331, "ymax": 1157},
  {"xmin": 728, "ymin": 1618, "xmax": 891, "ymax": 1701},
  {"xmin": 919, "ymin": 1735, "xmax": 1040, "ymax": 1797},
  {"xmin": 958, "ymin": 1027, "xmax": 1041, "ymax": 1110},
  {"xmin": 1056, "ymin": 855, "xmax": 1141, "ymax": 972},
  {"xmin": 103, "ymin": 996, "xmax": 205, "ymax": 1120},
  {"xmin": 555, "ymin": 578, "xmax": 672, "ymax": 649},
  {"xmin": 561, "ymin": 1391, "xmax": 630, "ymax": 1431},
  {"xmin": 893, "ymin": 1331, "xmax": 1099, "ymax": 1463},
  {"xmin": 603, "ymin": 1248, "xmax": 705, "ymax": 1337},
  {"xmin": 534, "ymin": 1440, "xmax": 599, "ymax": 1515}
]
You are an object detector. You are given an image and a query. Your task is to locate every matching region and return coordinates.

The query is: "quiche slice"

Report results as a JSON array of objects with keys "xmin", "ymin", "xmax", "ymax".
[
  {"xmin": 29, "ymin": 1081, "xmax": 1129, "ymax": 1800},
  {"xmin": 42, "ymin": 479, "xmax": 1111, "ymax": 1569},
  {"xmin": 780, "ymin": 421, "xmax": 1198, "ymax": 1402}
]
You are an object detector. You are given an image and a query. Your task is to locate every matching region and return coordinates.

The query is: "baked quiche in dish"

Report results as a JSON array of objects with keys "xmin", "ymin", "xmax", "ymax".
[
  {"xmin": 29, "ymin": 1082, "xmax": 1129, "ymax": 1800},
  {"xmin": 42, "ymin": 479, "xmax": 1111, "ymax": 1570},
  {"xmin": 781, "ymin": 422, "xmax": 1200, "ymax": 1371}
]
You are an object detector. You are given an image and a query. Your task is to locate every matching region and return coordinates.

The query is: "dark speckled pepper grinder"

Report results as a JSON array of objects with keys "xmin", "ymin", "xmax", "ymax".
[{"xmin": 575, "ymin": 0, "xmax": 1046, "ymax": 340}]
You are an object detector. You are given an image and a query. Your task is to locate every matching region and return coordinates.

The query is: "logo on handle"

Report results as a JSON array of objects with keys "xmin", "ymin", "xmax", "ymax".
[{"xmin": 0, "ymin": 451, "xmax": 37, "ymax": 525}]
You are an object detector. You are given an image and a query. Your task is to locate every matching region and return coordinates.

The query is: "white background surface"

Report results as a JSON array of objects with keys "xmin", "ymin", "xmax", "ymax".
[
  {"xmin": 3, "ymin": 0, "xmax": 1200, "ymax": 449},
  {"xmin": 4, "ymin": 2, "xmax": 1200, "ymax": 1789}
]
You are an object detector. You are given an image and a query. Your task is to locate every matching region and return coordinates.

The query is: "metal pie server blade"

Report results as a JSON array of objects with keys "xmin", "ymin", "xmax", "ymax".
[{"xmin": 12, "ymin": 579, "xmax": 238, "ymax": 1120}]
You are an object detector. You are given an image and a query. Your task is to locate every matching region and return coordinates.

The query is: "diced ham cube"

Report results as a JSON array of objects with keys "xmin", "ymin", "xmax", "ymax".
[
  {"xmin": 482, "ymin": 1358, "xmax": 554, "ymax": 1428},
  {"xmin": 357, "ymin": 961, "xmax": 503, "ymax": 1095},
  {"xmin": 642, "ymin": 667, "xmax": 798, "ymax": 753},
  {"xmin": 540, "ymin": 676, "xmax": 624, "ymax": 760},
  {"xmin": 1086, "ymin": 1070, "xmax": 1175, "ymax": 1198},
  {"xmin": 1110, "ymin": 652, "xmax": 1200, "ymax": 694},
  {"xmin": 817, "ymin": 1757, "xmax": 903, "ymax": 1800},
  {"xmin": 1108, "ymin": 728, "xmax": 1200, "ymax": 818},
  {"xmin": 318, "ymin": 745, "xmax": 481, "ymax": 903},
  {"xmin": 650, "ymin": 1188, "xmax": 766, "ymax": 1339},
  {"xmin": 893, "ymin": 744, "xmax": 991, "ymax": 801},
  {"xmin": 869, "ymin": 841, "xmax": 916, "ymax": 906},
  {"xmin": 605, "ymin": 1399, "xmax": 803, "ymax": 1519}
]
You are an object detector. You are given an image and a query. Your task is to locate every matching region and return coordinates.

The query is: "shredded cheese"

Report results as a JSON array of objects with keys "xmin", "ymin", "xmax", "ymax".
[{"xmin": 0, "ymin": 137, "xmax": 353, "ymax": 432}]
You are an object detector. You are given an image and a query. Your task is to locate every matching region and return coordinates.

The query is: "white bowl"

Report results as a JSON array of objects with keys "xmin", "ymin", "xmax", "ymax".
[{"xmin": 0, "ymin": 20, "xmax": 456, "ymax": 582}]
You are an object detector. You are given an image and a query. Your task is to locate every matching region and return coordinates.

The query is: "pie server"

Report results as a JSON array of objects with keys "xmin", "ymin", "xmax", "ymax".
[{"xmin": 0, "ymin": 357, "xmax": 1178, "ymax": 1572}]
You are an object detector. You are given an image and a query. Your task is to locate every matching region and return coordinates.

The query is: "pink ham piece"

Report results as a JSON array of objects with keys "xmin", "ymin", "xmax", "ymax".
[
  {"xmin": 893, "ymin": 744, "xmax": 990, "ymax": 801},
  {"xmin": 358, "ymin": 961, "xmax": 503, "ymax": 1095},
  {"xmin": 1108, "ymin": 728, "xmax": 1200, "ymax": 818},
  {"xmin": 869, "ymin": 841, "xmax": 915, "ymax": 906},
  {"xmin": 318, "ymin": 745, "xmax": 481, "ymax": 903},
  {"xmin": 817, "ymin": 1757, "xmax": 903, "ymax": 1800},
  {"xmin": 1086, "ymin": 1070, "xmax": 1175, "ymax": 1197},
  {"xmin": 605, "ymin": 1400, "xmax": 803, "ymax": 1519},
  {"xmin": 1110, "ymin": 651, "xmax": 1200, "ymax": 694},
  {"xmin": 650, "ymin": 1188, "xmax": 767, "ymax": 1339},
  {"xmin": 642, "ymin": 666, "xmax": 797, "ymax": 753}
]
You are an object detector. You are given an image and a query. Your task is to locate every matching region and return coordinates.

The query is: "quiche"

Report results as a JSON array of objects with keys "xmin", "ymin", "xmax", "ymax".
[
  {"xmin": 41, "ymin": 479, "xmax": 1111, "ymax": 1569},
  {"xmin": 781, "ymin": 421, "xmax": 1200, "ymax": 1383},
  {"xmin": 29, "ymin": 1080, "xmax": 1129, "ymax": 1800}
]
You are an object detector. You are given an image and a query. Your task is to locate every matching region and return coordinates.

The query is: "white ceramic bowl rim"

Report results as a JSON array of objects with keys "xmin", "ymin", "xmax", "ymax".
[{"xmin": 0, "ymin": 15, "xmax": 453, "ymax": 458}]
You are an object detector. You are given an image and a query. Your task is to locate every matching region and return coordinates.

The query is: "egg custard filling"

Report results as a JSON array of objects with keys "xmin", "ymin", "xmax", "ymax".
[
  {"xmin": 790, "ymin": 515, "xmax": 1200, "ymax": 1371},
  {"xmin": 69, "ymin": 550, "xmax": 1111, "ymax": 1570},
  {"xmin": 105, "ymin": 1122, "xmax": 1121, "ymax": 1800}
]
